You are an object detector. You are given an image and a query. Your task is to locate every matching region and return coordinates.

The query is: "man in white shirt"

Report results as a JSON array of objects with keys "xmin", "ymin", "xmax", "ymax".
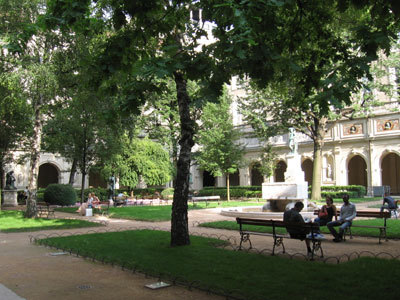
[{"xmin": 327, "ymin": 194, "xmax": 356, "ymax": 242}]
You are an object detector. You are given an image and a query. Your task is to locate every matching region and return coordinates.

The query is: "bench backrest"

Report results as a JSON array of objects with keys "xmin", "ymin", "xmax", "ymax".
[
  {"xmin": 313, "ymin": 210, "xmax": 390, "ymax": 219},
  {"xmin": 236, "ymin": 218, "xmax": 320, "ymax": 232}
]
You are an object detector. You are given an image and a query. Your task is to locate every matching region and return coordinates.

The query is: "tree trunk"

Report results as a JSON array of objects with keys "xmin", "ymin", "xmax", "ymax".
[
  {"xmin": 25, "ymin": 101, "xmax": 43, "ymax": 218},
  {"xmin": 226, "ymin": 173, "xmax": 231, "ymax": 202},
  {"xmin": 310, "ymin": 119, "xmax": 327, "ymax": 201},
  {"xmin": 0, "ymin": 158, "xmax": 4, "ymax": 210},
  {"xmin": 171, "ymin": 71, "xmax": 194, "ymax": 247},
  {"xmin": 68, "ymin": 158, "xmax": 77, "ymax": 185}
]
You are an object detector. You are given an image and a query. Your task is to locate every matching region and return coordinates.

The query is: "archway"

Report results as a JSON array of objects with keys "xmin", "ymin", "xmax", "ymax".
[
  {"xmin": 381, "ymin": 153, "xmax": 400, "ymax": 195},
  {"xmin": 348, "ymin": 155, "xmax": 367, "ymax": 188},
  {"xmin": 203, "ymin": 170, "xmax": 215, "ymax": 187},
  {"xmin": 89, "ymin": 169, "xmax": 107, "ymax": 188},
  {"xmin": 274, "ymin": 161, "xmax": 287, "ymax": 182},
  {"xmin": 38, "ymin": 163, "xmax": 59, "ymax": 188},
  {"xmin": 301, "ymin": 159, "xmax": 313, "ymax": 186},
  {"xmin": 227, "ymin": 170, "xmax": 240, "ymax": 187},
  {"xmin": 251, "ymin": 163, "xmax": 264, "ymax": 186}
]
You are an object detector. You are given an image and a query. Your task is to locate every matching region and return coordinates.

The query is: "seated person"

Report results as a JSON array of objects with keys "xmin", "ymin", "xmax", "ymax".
[
  {"xmin": 327, "ymin": 194, "xmax": 356, "ymax": 242},
  {"xmin": 314, "ymin": 196, "xmax": 337, "ymax": 226},
  {"xmin": 380, "ymin": 194, "xmax": 397, "ymax": 213},
  {"xmin": 87, "ymin": 193, "xmax": 94, "ymax": 208},
  {"xmin": 283, "ymin": 201, "xmax": 312, "ymax": 255},
  {"xmin": 91, "ymin": 192, "xmax": 101, "ymax": 207}
]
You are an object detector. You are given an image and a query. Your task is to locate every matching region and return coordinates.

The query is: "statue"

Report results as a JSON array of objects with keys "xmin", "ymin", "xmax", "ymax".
[
  {"xmin": 5, "ymin": 171, "xmax": 17, "ymax": 189},
  {"xmin": 288, "ymin": 128, "xmax": 298, "ymax": 154},
  {"xmin": 108, "ymin": 175, "xmax": 115, "ymax": 199}
]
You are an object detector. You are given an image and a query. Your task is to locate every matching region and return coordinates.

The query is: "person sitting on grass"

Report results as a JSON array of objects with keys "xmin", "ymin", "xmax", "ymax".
[
  {"xmin": 314, "ymin": 196, "xmax": 337, "ymax": 226},
  {"xmin": 283, "ymin": 201, "xmax": 312, "ymax": 256},
  {"xmin": 327, "ymin": 194, "xmax": 356, "ymax": 243}
]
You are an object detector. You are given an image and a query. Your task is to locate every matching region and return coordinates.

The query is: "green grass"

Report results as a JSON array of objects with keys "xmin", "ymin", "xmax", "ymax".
[
  {"xmin": 200, "ymin": 219, "xmax": 400, "ymax": 239},
  {"xmin": 0, "ymin": 210, "xmax": 103, "ymax": 232},
  {"xmin": 37, "ymin": 230, "xmax": 400, "ymax": 300},
  {"xmin": 55, "ymin": 201, "xmax": 262, "ymax": 222}
]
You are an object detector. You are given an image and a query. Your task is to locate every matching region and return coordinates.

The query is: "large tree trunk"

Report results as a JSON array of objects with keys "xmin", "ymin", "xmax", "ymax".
[
  {"xmin": 0, "ymin": 158, "xmax": 4, "ymax": 209},
  {"xmin": 68, "ymin": 158, "xmax": 78, "ymax": 185},
  {"xmin": 310, "ymin": 119, "xmax": 327, "ymax": 201},
  {"xmin": 171, "ymin": 71, "xmax": 194, "ymax": 247},
  {"xmin": 25, "ymin": 101, "xmax": 43, "ymax": 218}
]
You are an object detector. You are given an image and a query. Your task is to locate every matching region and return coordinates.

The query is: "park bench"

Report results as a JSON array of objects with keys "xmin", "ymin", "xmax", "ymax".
[
  {"xmin": 313, "ymin": 210, "xmax": 391, "ymax": 244},
  {"xmin": 190, "ymin": 195, "xmax": 220, "ymax": 206},
  {"xmin": 236, "ymin": 217, "xmax": 323, "ymax": 259},
  {"xmin": 35, "ymin": 205, "xmax": 55, "ymax": 219}
]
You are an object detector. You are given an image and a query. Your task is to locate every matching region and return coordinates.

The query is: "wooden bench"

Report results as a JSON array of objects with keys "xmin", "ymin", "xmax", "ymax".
[
  {"xmin": 313, "ymin": 210, "xmax": 391, "ymax": 244},
  {"xmin": 36, "ymin": 205, "xmax": 55, "ymax": 219},
  {"xmin": 236, "ymin": 217, "xmax": 323, "ymax": 259},
  {"xmin": 191, "ymin": 196, "xmax": 220, "ymax": 206}
]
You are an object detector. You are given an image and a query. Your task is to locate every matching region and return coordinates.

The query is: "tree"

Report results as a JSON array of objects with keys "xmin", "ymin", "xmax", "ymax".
[
  {"xmin": 46, "ymin": 0, "xmax": 226, "ymax": 246},
  {"xmin": 202, "ymin": 0, "xmax": 400, "ymax": 200},
  {"xmin": 195, "ymin": 87, "xmax": 244, "ymax": 201},
  {"xmin": 0, "ymin": 73, "xmax": 31, "ymax": 203},
  {"xmin": 102, "ymin": 136, "xmax": 172, "ymax": 189}
]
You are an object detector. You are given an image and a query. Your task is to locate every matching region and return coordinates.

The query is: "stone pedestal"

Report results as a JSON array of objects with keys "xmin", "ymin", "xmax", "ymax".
[
  {"xmin": 262, "ymin": 153, "xmax": 309, "ymax": 211},
  {"xmin": 2, "ymin": 190, "xmax": 18, "ymax": 207}
]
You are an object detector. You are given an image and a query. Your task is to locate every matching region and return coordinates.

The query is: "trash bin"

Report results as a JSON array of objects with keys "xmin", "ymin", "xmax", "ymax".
[{"xmin": 85, "ymin": 208, "xmax": 93, "ymax": 217}]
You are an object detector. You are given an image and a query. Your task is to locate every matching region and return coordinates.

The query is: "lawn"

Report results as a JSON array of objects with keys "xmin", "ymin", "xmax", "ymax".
[
  {"xmin": 55, "ymin": 201, "xmax": 262, "ymax": 222},
  {"xmin": 316, "ymin": 197, "xmax": 382, "ymax": 205},
  {"xmin": 0, "ymin": 210, "xmax": 103, "ymax": 232},
  {"xmin": 37, "ymin": 229, "xmax": 400, "ymax": 300},
  {"xmin": 199, "ymin": 219, "xmax": 400, "ymax": 239}
]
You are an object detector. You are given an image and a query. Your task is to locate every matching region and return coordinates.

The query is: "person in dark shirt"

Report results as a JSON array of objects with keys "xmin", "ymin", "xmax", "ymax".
[
  {"xmin": 283, "ymin": 201, "xmax": 312, "ymax": 255},
  {"xmin": 380, "ymin": 194, "xmax": 398, "ymax": 213}
]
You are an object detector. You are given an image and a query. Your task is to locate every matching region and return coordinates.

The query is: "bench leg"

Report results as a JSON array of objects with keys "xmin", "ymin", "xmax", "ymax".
[
  {"xmin": 311, "ymin": 240, "xmax": 323, "ymax": 259},
  {"xmin": 239, "ymin": 233, "xmax": 252, "ymax": 250},
  {"xmin": 272, "ymin": 237, "xmax": 285, "ymax": 255}
]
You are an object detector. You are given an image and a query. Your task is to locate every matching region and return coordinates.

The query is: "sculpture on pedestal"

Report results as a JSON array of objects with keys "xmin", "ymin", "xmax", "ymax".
[{"xmin": 5, "ymin": 171, "xmax": 16, "ymax": 190}]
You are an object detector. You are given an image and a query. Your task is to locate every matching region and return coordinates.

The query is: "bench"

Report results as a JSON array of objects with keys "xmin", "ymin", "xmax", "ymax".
[
  {"xmin": 190, "ymin": 196, "xmax": 220, "ymax": 206},
  {"xmin": 313, "ymin": 210, "xmax": 391, "ymax": 244},
  {"xmin": 236, "ymin": 217, "xmax": 323, "ymax": 259},
  {"xmin": 36, "ymin": 205, "xmax": 55, "ymax": 219}
]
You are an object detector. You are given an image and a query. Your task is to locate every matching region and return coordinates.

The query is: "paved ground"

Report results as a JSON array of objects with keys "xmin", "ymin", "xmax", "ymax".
[{"xmin": 1, "ymin": 201, "xmax": 399, "ymax": 300}]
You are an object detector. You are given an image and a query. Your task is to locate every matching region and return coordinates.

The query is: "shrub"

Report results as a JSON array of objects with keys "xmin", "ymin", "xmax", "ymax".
[
  {"xmin": 161, "ymin": 188, "xmax": 174, "ymax": 199},
  {"xmin": 197, "ymin": 186, "xmax": 262, "ymax": 199},
  {"xmin": 44, "ymin": 184, "xmax": 77, "ymax": 206}
]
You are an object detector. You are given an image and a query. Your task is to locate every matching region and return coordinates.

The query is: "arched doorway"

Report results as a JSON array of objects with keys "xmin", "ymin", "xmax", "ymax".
[
  {"xmin": 89, "ymin": 169, "xmax": 107, "ymax": 188},
  {"xmin": 38, "ymin": 163, "xmax": 59, "ymax": 188},
  {"xmin": 203, "ymin": 170, "xmax": 215, "ymax": 187},
  {"xmin": 381, "ymin": 153, "xmax": 400, "ymax": 195},
  {"xmin": 227, "ymin": 170, "xmax": 240, "ymax": 186},
  {"xmin": 301, "ymin": 159, "xmax": 313, "ymax": 186},
  {"xmin": 274, "ymin": 161, "xmax": 287, "ymax": 182},
  {"xmin": 251, "ymin": 163, "xmax": 264, "ymax": 186},
  {"xmin": 348, "ymin": 155, "xmax": 367, "ymax": 188}
]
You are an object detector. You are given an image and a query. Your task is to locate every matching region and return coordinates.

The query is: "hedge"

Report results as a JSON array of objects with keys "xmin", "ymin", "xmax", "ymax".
[
  {"xmin": 309, "ymin": 185, "xmax": 366, "ymax": 197},
  {"xmin": 197, "ymin": 186, "xmax": 262, "ymax": 199}
]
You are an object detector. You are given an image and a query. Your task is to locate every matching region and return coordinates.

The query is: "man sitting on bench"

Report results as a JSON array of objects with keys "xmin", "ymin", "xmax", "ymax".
[
  {"xmin": 327, "ymin": 194, "xmax": 356, "ymax": 243},
  {"xmin": 283, "ymin": 201, "xmax": 312, "ymax": 255}
]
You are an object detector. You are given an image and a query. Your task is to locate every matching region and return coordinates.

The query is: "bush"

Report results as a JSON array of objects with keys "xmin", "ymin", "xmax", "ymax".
[
  {"xmin": 308, "ymin": 185, "xmax": 366, "ymax": 198},
  {"xmin": 80, "ymin": 187, "xmax": 108, "ymax": 201},
  {"xmin": 197, "ymin": 186, "xmax": 262, "ymax": 199},
  {"xmin": 44, "ymin": 184, "xmax": 77, "ymax": 206},
  {"xmin": 161, "ymin": 188, "xmax": 174, "ymax": 199}
]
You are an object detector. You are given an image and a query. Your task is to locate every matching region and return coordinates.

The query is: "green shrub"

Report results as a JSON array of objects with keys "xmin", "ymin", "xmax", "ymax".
[
  {"xmin": 161, "ymin": 188, "xmax": 174, "ymax": 199},
  {"xmin": 44, "ymin": 184, "xmax": 77, "ymax": 206},
  {"xmin": 308, "ymin": 185, "xmax": 366, "ymax": 197},
  {"xmin": 197, "ymin": 186, "xmax": 262, "ymax": 199}
]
